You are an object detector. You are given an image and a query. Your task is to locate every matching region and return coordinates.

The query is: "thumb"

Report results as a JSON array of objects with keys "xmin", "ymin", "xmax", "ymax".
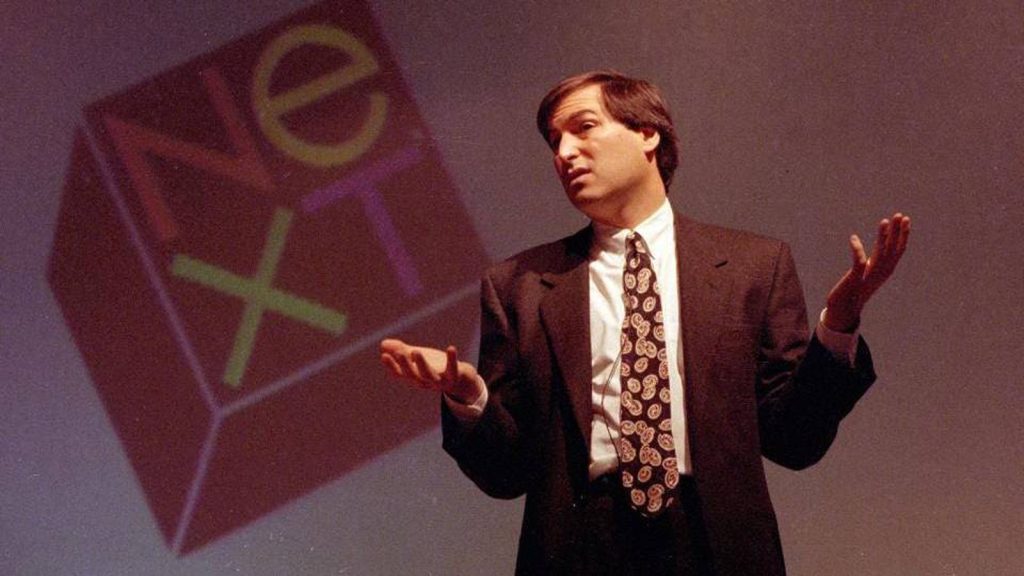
[{"xmin": 445, "ymin": 345, "xmax": 459, "ymax": 383}]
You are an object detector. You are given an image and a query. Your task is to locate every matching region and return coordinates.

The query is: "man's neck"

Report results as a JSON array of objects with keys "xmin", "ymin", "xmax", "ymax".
[{"xmin": 593, "ymin": 190, "xmax": 668, "ymax": 230}]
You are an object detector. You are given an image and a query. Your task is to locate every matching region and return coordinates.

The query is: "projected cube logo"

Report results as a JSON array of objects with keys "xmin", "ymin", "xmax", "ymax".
[{"xmin": 48, "ymin": 0, "xmax": 486, "ymax": 554}]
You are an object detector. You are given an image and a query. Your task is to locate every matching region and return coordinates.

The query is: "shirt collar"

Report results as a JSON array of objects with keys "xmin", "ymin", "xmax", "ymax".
[{"xmin": 591, "ymin": 198, "xmax": 674, "ymax": 260}]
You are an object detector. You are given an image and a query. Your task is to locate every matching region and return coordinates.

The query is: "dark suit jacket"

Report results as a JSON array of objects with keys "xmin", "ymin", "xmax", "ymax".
[{"xmin": 442, "ymin": 213, "xmax": 876, "ymax": 576}]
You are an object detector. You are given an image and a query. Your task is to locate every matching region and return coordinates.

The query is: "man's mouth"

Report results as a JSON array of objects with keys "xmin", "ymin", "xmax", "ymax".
[{"xmin": 564, "ymin": 167, "xmax": 591, "ymax": 185}]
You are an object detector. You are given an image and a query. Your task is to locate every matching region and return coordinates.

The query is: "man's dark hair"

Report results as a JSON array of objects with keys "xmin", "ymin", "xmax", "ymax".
[{"xmin": 536, "ymin": 70, "xmax": 680, "ymax": 187}]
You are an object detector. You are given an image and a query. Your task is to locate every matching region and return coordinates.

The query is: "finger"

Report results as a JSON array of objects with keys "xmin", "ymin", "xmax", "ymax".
[
  {"xmin": 884, "ymin": 214, "xmax": 901, "ymax": 254},
  {"xmin": 380, "ymin": 338, "xmax": 406, "ymax": 355},
  {"xmin": 380, "ymin": 353, "xmax": 404, "ymax": 378},
  {"xmin": 895, "ymin": 214, "xmax": 911, "ymax": 255},
  {"xmin": 445, "ymin": 345, "xmax": 459, "ymax": 383},
  {"xmin": 873, "ymin": 213, "xmax": 909, "ymax": 275},
  {"xmin": 849, "ymin": 234, "xmax": 867, "ymax": 279},
  {"xmin": 389, "ymin": 351, "xmax": 434, "ymax": 390},
  {"xmin": 873, "ymin": 218, "xmax": 890, "ymax": 262},
  {"xmin": 393, "ymin": 349, "xmax": 422, "ymax": 382},
  {"xmin": 411, "ymin": 349, "xmax": 441, "ymax": 384}
]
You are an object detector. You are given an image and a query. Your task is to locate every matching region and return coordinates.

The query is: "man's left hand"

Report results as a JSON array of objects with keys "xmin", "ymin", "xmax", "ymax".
[{"xmin": 824, "ymin": 212, "xmax": 911, "ymax": 333}]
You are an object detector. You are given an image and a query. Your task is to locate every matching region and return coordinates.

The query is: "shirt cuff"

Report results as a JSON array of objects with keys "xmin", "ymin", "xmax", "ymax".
[
  {"xmin": 815, "ymin": 308, "xmax": 859, "ymax": 366},
  {"xmin": 443, "ymin": 375, "xmax": 488, "ymax": 423}
]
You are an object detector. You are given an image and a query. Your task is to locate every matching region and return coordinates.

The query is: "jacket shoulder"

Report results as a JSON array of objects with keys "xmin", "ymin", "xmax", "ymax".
[
  {"xmin": 678, "ymin": 214, "xmax": 787, "ymax": 253},
  {"xmin": 675, "ymin": 214, "xmax": 794, "ymax": 280},
  {"xmin": 483, "ymin": 226, "xmax": 591, "ymax": 287}
]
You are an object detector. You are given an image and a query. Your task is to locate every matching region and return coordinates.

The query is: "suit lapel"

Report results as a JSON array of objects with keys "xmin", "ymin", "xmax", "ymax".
[
  {"xmin": 539, "ymin": 227, "xmax": 594, "ymax": 450},
  {"xmin": 675, "ymin": 215, "xmax": 730, "ymax": 451},
  {"xmin": 535, "ymin": 216, "xmax": 731, "ymax": 460}
]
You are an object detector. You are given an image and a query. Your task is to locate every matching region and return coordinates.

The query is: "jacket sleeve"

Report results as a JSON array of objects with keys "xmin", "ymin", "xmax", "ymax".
[
  {"xmin": 441, "ymin": 272, "xmax": 539, "ymax": 498},
  {"xmin": 756, "ymin": 242, "xmax": 877, "ymax": 470}
]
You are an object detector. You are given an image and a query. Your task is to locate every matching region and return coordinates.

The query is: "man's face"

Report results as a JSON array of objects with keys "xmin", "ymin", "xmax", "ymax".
[{"xmin": 546, "ymin": 84, "xmax": 661, "ymax": 224}]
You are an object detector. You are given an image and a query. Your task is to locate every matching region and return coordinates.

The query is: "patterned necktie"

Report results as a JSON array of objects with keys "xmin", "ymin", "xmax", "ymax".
[{"xmin": 619, "ymin": 231, "xmax": 679, "ymax": 516}]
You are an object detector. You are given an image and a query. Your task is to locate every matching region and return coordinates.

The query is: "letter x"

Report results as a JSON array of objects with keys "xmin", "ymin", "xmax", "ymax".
[{"xmin": 171, "ymin": 208, "xmax": 346, "ymax": 388}]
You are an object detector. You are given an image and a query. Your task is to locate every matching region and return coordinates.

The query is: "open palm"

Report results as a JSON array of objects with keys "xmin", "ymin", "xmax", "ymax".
[{"xmin": 825, "ymin": 213, "xmax": 911, "ymax": 333}]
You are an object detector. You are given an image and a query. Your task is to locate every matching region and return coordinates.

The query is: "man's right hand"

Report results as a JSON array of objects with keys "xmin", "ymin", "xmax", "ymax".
[{"xmin": 379, "ymin": 339, "xmax": 484, "ymax": 405}]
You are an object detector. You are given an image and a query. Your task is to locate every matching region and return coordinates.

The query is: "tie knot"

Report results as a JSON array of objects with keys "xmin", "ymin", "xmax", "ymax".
[{"xmin": 626, "ymin": 232, "xmax": 648, "ymax": 257}]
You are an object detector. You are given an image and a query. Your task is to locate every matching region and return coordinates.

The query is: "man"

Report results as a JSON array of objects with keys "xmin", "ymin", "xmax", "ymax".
[{"xmin": 380, "ymin": 70, "xmax": 910, "ymax": 575}]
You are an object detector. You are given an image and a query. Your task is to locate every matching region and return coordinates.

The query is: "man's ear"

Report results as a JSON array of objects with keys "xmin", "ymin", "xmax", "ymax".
[{"xmin": 640, "ymin": 127, "xmax": 660, "ymax": 154}]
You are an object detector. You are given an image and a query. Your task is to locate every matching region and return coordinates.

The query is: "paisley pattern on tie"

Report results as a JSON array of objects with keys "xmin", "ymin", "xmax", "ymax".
[{"xmin": 619, "ymin": 232, "xmax": 679, "ymax": 516}]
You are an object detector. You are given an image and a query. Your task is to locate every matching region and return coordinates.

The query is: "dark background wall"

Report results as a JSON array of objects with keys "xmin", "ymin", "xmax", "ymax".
[{"xmin": 2, "ymin": 1, "xmax": 1021, "ymax": 574}]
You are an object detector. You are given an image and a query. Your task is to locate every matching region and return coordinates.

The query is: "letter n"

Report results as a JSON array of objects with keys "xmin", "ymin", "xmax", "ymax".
[{"xmin": 104, "ymin": 67, "xmax": 274, "ymax": 243}]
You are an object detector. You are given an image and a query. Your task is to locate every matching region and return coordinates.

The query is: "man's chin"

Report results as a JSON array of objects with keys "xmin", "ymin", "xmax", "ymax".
[
  {"xmin": 566, "ymin": 185, "xmax": 604, "ymax": 206},
  {"xmin": 566, "ymin": 193, "xmax": 612, "ymax": 223}
]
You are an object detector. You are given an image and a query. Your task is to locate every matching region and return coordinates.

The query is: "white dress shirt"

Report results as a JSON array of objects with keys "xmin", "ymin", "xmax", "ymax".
[{"xmin": 587, "ymin": 200, "xmax": 688, "ymax": 479}]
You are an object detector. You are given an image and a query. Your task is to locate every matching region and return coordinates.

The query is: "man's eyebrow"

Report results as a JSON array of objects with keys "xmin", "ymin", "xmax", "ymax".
[
  {"xmin": 553, "ymin": 109, "xmax": 598, "ymax": 127},
  {"xmin": 547, "ymin": 108, "xmax": 601, "ymax": 145},
  {"xmin": 548, "ymin": 110, "xmax": 599, "ymax": 140}
]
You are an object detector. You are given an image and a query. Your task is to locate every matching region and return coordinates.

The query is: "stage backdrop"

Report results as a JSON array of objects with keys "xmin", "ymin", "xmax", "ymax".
[{"xmin": 2, "ymin": 1, "xmax": 1021, "ymax": 574}]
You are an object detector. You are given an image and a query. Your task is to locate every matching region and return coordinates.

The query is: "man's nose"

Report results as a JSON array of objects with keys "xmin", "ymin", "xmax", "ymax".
[{"xmin": 556, "ymin": 135, "xmax": 580, "ymax": 162}]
